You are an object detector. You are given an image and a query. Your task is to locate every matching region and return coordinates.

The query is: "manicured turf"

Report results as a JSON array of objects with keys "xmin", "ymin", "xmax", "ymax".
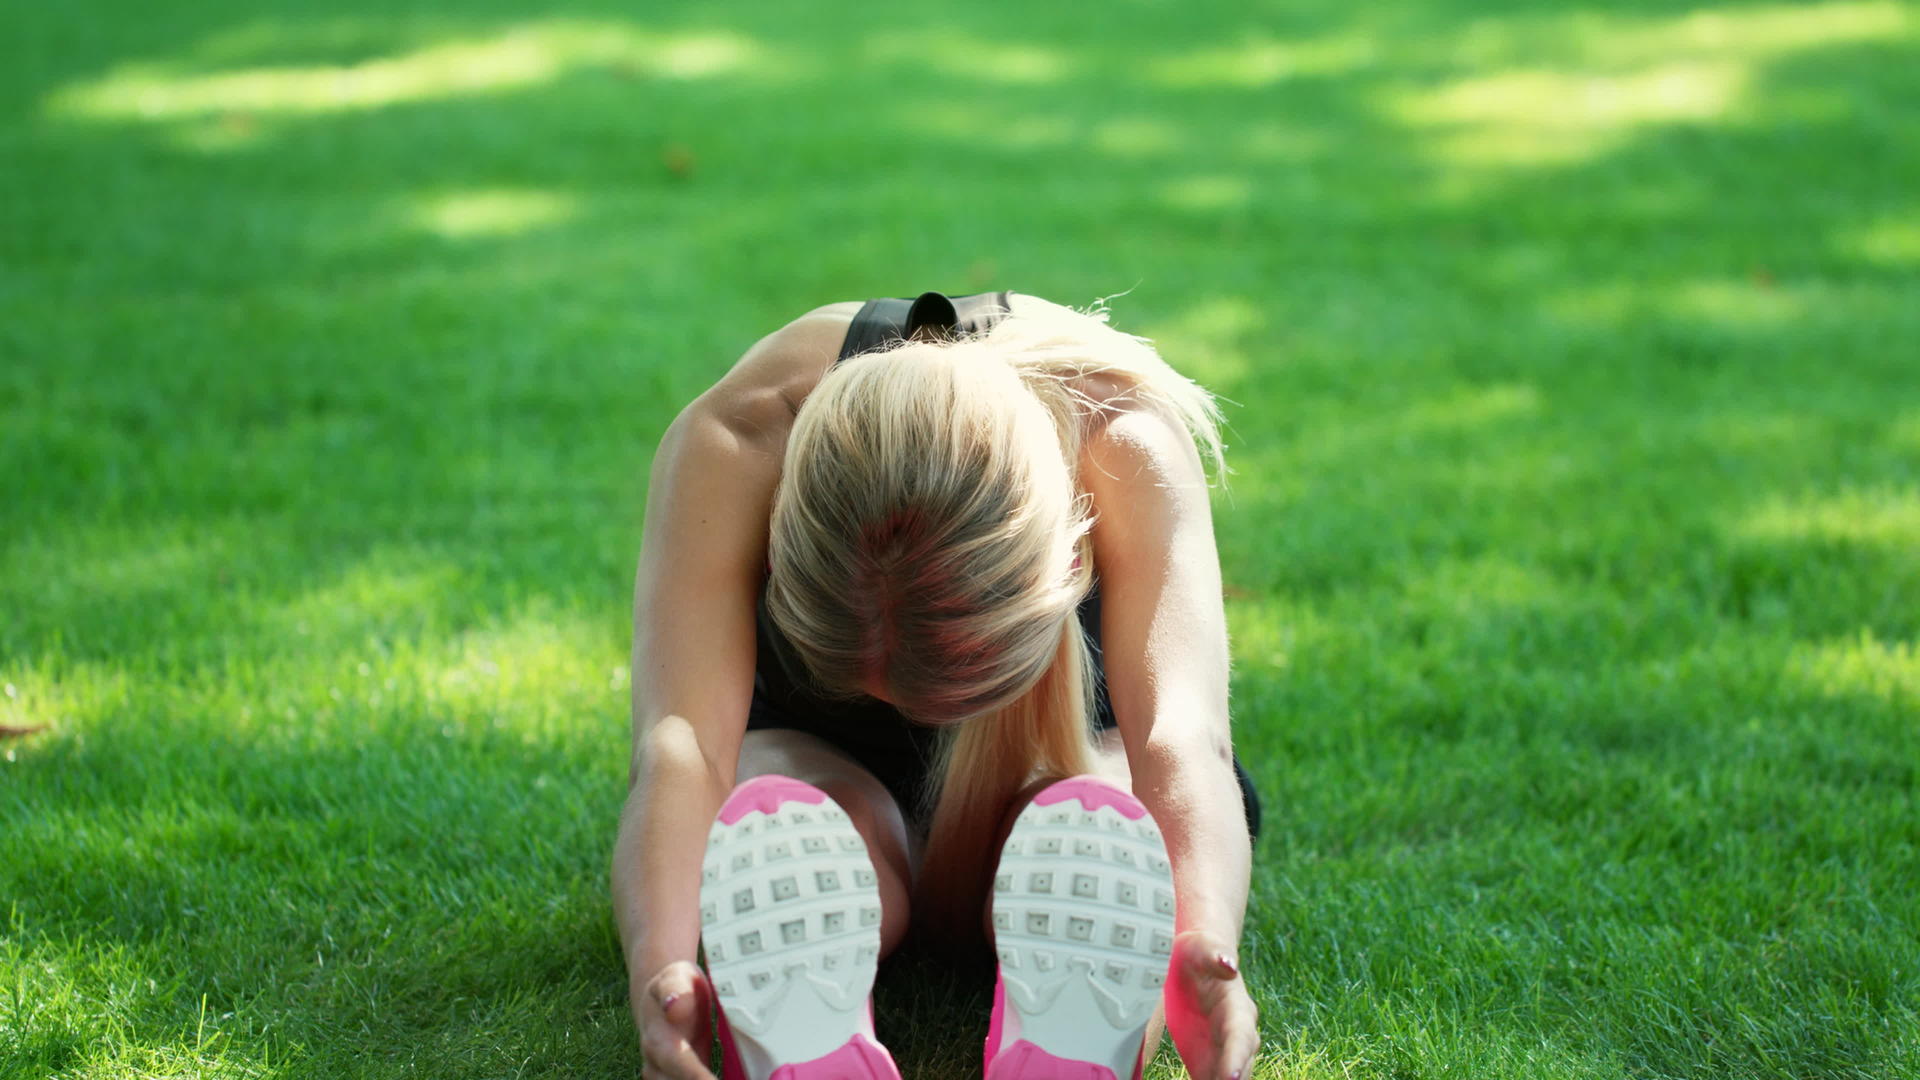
[{"xmin": 3, "ymin": 0, "xmax": 1917, "ymax": 1077}]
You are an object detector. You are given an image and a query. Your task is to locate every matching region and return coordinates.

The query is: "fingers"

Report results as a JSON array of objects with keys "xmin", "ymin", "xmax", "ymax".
[
  {"xmin": 1175, "ymin": 943, "xmax": 1241, "ymax": 1008},
  {"xmin": 641, "ymin": 965, "xmax": 715, "ymax": 1080},
  {"xmin": 653, "ymin": 971, "xmax": 708, "ymax": 1029},
  {"xmin": 641, "ymin": 1025, "xmax": 714, "ymax": 1080},
  {"xmin": 1174, "ymin": 929, "xmax": 1241, "ymax": 982},
  {"xmin": 1166, "ymin": 934, "xmax": 1259, "ymax": 1080},
  {"xmin": 640, "ymin": 1028, "xmax": 716, "ymax": 1080},
  {"xmin": 1222, "ymin": 1016, "xmax": 1260, "ymax": 1080},
  {"xmin": 1182, "ymin": 947, "xmax": 1237, "ymax": 982},
  {"xmin": 1215, "ymin": 987, "xmax": 1260, "ymax": 1080},
  {"xmin": 1214, "ymin": 951, "xmax": 1240, "ymax": 980}
]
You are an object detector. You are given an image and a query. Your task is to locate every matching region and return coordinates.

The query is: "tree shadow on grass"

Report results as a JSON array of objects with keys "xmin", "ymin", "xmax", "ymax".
[{"xmin": 4, "ymin": 0, "xmax": 1919, "ymax": 1077}]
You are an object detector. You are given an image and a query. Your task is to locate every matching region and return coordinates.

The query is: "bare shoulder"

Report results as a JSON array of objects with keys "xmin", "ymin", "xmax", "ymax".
[
  {"xmin": 641, "ymin": 303, "xmax": 863, "ymax": 585},
  {"xmin": 684, "ymin": 301, "xmax": 862, "ymax": 447},
  {"xmin": 1002, "ymin": 291, "xmax": 1139, "ymax": 419},
  {"xmin": 686, "ymin": 290, "xmax": 1148, "ymax": 446},
  {"xmin": 1000, "ymin": 292, "xmax": 1206, "ymax": 496},
  {"xmin": 1078, "ymin": 400, "xmax": 1213, "ymax": 577}
]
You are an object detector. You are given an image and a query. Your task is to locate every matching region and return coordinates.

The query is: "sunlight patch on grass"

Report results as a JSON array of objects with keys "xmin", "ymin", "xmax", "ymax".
[
  {"xmin": 1549, "ymin": 278, "xmax": 1808, "ymax": 328},
  {"xmin": 1736, "ymin": 488, "xmax": 1920, "ymax": 546},
  {"xmin": 46, "ymin": 22, "xmax": 765, "ymax": 123},
  {"xmin": 425, "ymin": 612, "xmax": 620, "ymax": 733},
  {"xmin": 168, "ymin": 113, "xmax": 275, "ymax": 153},
  {"xmin": 1396, "ymin": 383, "xmax": 1541, "ymax": 434},
  {"xmin": 1148, "ymin": 33, "xmax": 1376, "ymax": 87},
  {"xmin": 1404, "ymin": 556, "xmax": 1570, "ymax": 611},
  {"xmin": 0, "ymin": 659, "xmax": 131, "ymax": 746},
  {"xmin": 1144, "ymin": 296, "xmax": 1263, "ymax": 386},
  {"xmin": 1240, "ymin": 123, "xmax": 1328, "ymax": 161},
  {"xmin": 1546, "ymin": 282, "xmax": 1639, "ymax": 326},
  {"xmin": 1694, "ymin": 411, "xmax": 1819, "ymax": 453},
  {"xmin": 1389, "ymin": 1, "xmax": 1911, "ymax": 175},
  {"xmin": 176, "ymin": 16, "xmax": 428, "ymax": 69},
  {"xmin": 1890, "ymin": 413, "xmax": 1920, "ymax": 453},
  {"xmin": 257, "ymin": 576, "xmax": 618, "ymax": 740},
  {"xmin": 270, "ymin": 560, "xmax": 465, "ymax": 646},
  {"xmin": 1, "ymin": 677, "xmax": 47, "ymax": 740},
  {"xmin": 1422, "ymin": 1, "xmax": 1910, "ymax": 73},
  {"xmin": 909, "ymin": 108, "xmax": 1190, "ymax": 157},
  {"xmin": 1790, "ymin": 633, "xmax": 1919, "ymax": 705},
  {"xmin": 1575, "ymin": 0, "xmax": 1912, "ymax": 65},
  {"xmin": 909, "ymin": 102, "xmax": 1073, "ymax": 148},
  {"xmin": 1836, "ymin": 212, "xmax": 1920, "ymax": 265},
  {"xmin": 865, "ymin": 33, "xmax": 1071, "ymax": 84},
  {"xmin": 1091, "ymin": 116, "xmax": 1181, "ymax": 158},
  {"xmin": 410, "ymin": 188, "xmax": 578, "ymax": 239},
  {"xmin": 1665, "ymin": 279, "xmax": 1809, "ymax": 325},
  {"xmin": 0, "ymin": 681, "xmax": 55, "ymax": 754},
  {"xmin": 1265, "ymin": 382, "xmax": 1545, "ymax": 472},
  {"xmin": 1160, "ymin": 174, "xmax": 1253, "ymax": 213},
  {"xmin": 1391, "ymin": 61, "xmax": 1748, "ymax": 167},
  {"xmin": 86, "ymin": 531, "xmax": 226, "ymax": 600},
  {"xmin": 1223, "ymin": 595, "xmax": 1297, "ymax": 675}
]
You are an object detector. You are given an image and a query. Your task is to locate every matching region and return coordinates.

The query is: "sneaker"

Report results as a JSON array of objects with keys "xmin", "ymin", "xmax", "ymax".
[
  {"xmin": 984, "ymin": 776, "xmax": 1176, "ymax": 1080},
  {"xmin": 700, "ymin": 775, "xmax": 903, "ymax": 1080}
]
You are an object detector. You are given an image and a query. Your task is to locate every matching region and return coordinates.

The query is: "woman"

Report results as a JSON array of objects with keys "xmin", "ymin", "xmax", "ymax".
[{"xmin": 612, "ymin": 292, "xmax": 1261, "ymax": 1080}]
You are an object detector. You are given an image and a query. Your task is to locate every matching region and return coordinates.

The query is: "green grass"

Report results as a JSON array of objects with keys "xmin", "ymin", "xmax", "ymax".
[{"xmin": 3, "ymin": 0, "xmax": 1917, "ymax": 1076}]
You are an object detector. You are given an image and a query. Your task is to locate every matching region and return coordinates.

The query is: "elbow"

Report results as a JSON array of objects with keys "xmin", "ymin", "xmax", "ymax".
[
  {"xmin": 613, "ymin": 719, "xmax": 735, "ymax": 889},
  {"xmin": 1138, "ymin": 724, "xmax": 1235, "ymax": 780},
  {"xmin": 631, "ymin": 715, "xmax": 735, "ymax": 796}
]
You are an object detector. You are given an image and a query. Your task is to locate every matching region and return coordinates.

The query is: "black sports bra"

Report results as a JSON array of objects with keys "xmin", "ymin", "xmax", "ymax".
[{"xmin": 836, "ymin": 290, "xmax": 1015, "ymax": 361}]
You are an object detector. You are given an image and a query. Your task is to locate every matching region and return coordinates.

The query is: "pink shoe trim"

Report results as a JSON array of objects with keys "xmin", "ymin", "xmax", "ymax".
[
  {"xmin": 768, "ymin": 1033, "xmax": 900, "ymax": 1080},
  {"xmin": 983, "ymin": 973, "xmax": 1008, "ymax": 1075},
  {"xmin": 718, "ymin": 774, "xmax": 830, "ymax": 824},
  {"xmin": 1031, "ymin": 776, "xmax": 1147, "ymax": 820},
  {"xmin": 714, "ymin": 1003, "xmax": 747, "ymax": 1080},
  {"xmin": 984, "ymin": 1038, "xmax": 1119, "ymax": 1080},
  {"xmin": 714, "ymin": 1007, "xmax": 899, "ymax": 1080}
]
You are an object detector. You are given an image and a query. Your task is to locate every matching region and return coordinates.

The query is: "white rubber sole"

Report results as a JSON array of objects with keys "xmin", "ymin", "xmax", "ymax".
[
  {"xmin": 987, "ymin": 780, "xmax": 1176, "ymax": 1080},
  {"xmin": 699, "ymin": 779, "xmax": 889, "ymax": 1080}
]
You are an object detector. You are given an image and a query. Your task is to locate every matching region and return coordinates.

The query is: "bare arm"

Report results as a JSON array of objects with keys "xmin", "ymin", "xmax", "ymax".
[
  {"xmin": 612, "ymin": 399, "xmax": 770, "ymax": 985},
  {"xmin": 1083, "ymin": 404, "xmax": 1250, "ymax": 939},
  {"xmin": 611, "ymin": 308, "xmax": 852, "ymax": 1075},
  {"xmin": 1082, "ymin": 403, "xmax": 1258, "ymax": 1080}
]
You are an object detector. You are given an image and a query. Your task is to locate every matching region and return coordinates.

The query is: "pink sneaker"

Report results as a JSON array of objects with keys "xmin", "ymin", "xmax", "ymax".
[
  {"xmin": 984, "ymin": 776, "xmax": 1176, "ymax": 1080},
  {"xmin": 700, "ymin": 775, "xmax": 903, "ymax": 1080}
]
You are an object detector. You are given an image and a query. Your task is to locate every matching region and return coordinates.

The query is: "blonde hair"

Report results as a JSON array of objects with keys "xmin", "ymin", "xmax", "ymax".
[{"xmin": 764, "ymin": 297, "xmax": 1224, "ymax": 946}]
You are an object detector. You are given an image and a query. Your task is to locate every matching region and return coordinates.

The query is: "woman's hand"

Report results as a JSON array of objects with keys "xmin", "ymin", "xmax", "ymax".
[
  {"xmin": 638, "ymin": 960, "xmax": 716, "ymax": 1080},
  {"xmin": 1164, "ymin": 929, "xmax": 1260, "ymax": 1080}
]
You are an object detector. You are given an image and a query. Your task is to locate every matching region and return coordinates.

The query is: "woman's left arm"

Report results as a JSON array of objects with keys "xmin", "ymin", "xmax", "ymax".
[{"xmin": 1082, "ymin": 401, "xmax": 1258, "ymax": 1080}]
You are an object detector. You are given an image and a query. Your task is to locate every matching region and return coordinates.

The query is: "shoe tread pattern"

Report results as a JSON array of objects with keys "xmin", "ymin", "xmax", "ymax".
[
  {"xmin": 990, "ymin": 795, "xmax": 1175, "ymax": 1078},
  {"xmin": 701, "ymin": 797, "xmax": 883, "ymax": 1048}
]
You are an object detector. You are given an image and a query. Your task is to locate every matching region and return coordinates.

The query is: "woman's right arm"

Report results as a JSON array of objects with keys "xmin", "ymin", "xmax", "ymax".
[
  {"xmin": 611, "ymin": 309, "xmax": 852, "ymax": 1078},
  {"xmin": 614, "ymin": 400, "xmax": 769, "ymax": 1078}
]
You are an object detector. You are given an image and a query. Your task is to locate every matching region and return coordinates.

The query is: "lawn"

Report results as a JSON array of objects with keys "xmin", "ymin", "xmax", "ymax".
[{"xmin": 2, "ymin": 0, "xmax": 1917, "ymax": 1077}]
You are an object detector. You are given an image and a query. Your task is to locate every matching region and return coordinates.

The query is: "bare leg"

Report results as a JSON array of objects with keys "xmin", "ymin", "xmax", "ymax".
[{"xmin": 735, "ymin": 728, "xmax": 916, "ymax": 958}]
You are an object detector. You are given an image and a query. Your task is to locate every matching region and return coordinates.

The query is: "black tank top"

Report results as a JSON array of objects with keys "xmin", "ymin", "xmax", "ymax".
[{"xmin": 751, "ymin": 291, "xmax": 1117, "ymax": 739}]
